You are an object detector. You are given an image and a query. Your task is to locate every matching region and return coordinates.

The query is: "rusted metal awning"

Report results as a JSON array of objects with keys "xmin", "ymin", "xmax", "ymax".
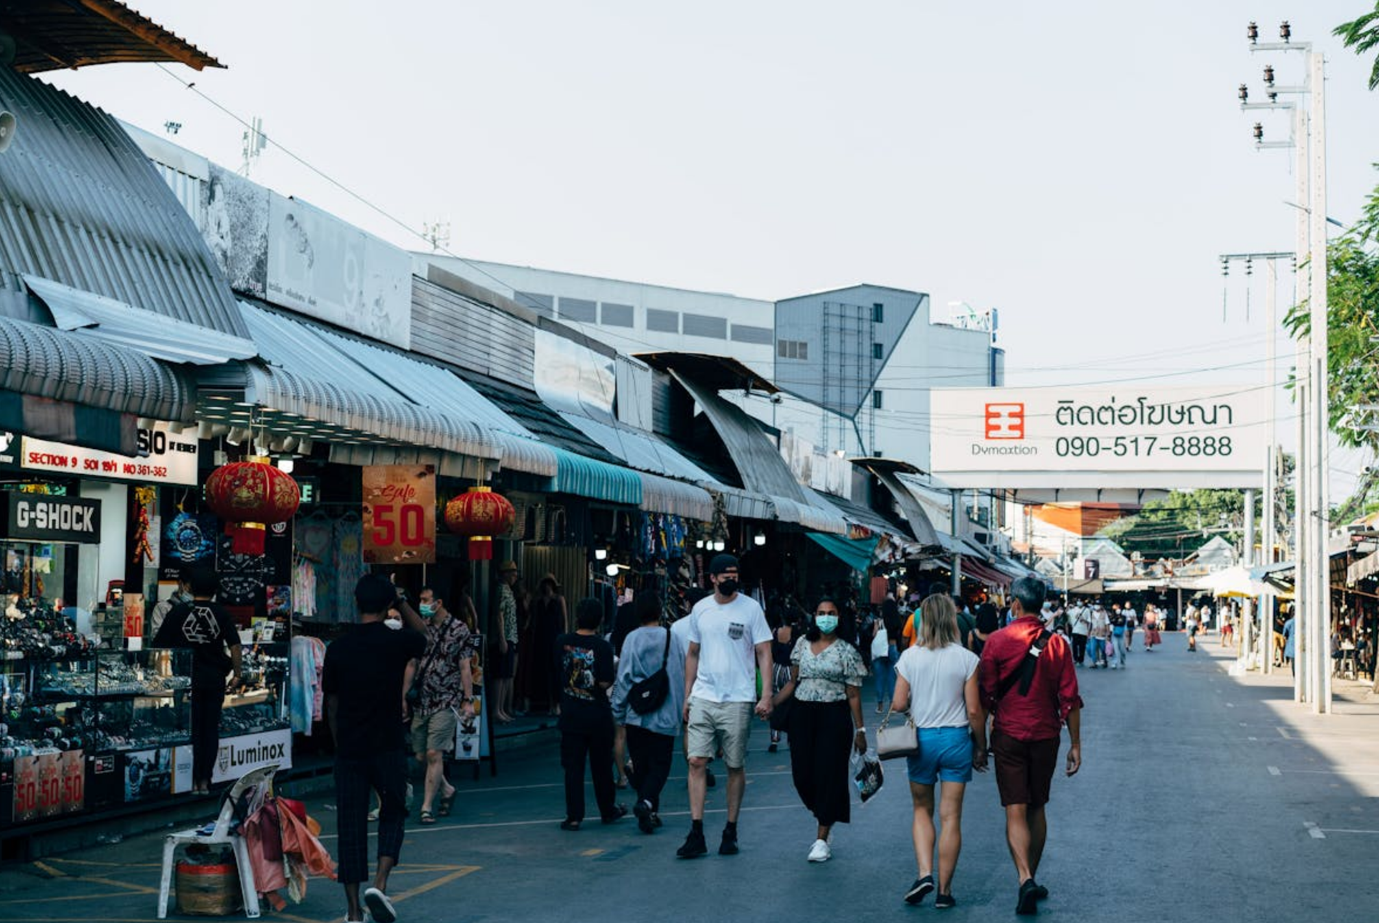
[{"xmin": 0, "ymin": 1, "xmax": 222, "ymax": 72}]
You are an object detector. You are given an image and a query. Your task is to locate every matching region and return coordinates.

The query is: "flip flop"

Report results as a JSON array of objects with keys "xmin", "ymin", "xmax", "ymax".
[
  {"xmin": 438, "ymin": 791, "xmax": 455, "ymax": 817},
  {"xmin": 419, "ymin": 810, "xmax": 437, "ymax": 825}
]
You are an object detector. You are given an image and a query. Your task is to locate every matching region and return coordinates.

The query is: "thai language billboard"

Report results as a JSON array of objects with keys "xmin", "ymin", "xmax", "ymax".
[{"xmin": 929, "ymin": 386, "xmax": 1269, "ymax": 489}]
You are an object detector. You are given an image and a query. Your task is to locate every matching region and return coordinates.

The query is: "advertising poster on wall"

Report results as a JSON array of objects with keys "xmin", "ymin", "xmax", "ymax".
[
  {"xmin": 455, "ymin": 696, "xmax": 483, "ymax": 762},
  {"xmin": 124, "ymin": 748, "xmax": 174, "ymax": 802},
  {"xmin": 265, "ymin": 192, "xmax": 412, "ymax": 349},
  {"xmin": 362, "ymin": 465, "xmax": 436, "ymax": 564}
]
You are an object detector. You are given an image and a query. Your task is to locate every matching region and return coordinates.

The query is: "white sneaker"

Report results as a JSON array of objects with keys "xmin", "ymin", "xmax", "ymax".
[{"xmin": 807, "ymin": 838, "xmax": 831, "ymax": 862}]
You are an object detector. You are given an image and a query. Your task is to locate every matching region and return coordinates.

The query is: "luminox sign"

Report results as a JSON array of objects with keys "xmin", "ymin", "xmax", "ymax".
[
  {"xmin": 930, "ymin": 386, "xmax": 1269, "ymax": 490},
  {"xmin": 211, "ymin": 728, "xmax": 292, "ymax": 784}
]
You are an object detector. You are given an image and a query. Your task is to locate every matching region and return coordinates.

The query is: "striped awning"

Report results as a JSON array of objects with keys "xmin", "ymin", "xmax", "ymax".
[
  {"xmin": 549, "ymin": 447, "xmax": 642, "ymax": 505},
  {"xmin": 638, "ymin": 472, "xmax": 713, "ymax": 520}
]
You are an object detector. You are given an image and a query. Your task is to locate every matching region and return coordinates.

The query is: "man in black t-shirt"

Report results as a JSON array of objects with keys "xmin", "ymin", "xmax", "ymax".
[
  {"xmin": 151, "ymin": 564, "xmax": 241, "ymax": 794},
  {"xmin": 323, "ymin": 574, "xmax": 425, "ymax": 923},
  {"xmin": 553, "ymin": 597, "xmax": 621, "ymax": 829}
]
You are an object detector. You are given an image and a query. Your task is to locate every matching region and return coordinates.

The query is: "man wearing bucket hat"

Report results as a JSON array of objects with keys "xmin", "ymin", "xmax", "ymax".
[{"xmin": 677, "ymin": 553, "xmax": 773, "ymax": 859}]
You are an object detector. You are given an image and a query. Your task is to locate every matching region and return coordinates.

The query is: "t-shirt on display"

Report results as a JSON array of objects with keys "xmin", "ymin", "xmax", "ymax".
[
  {"xmin": 894, "ymin": 642, "xmax": 980, "ymax": 728},
  {"xmin": 686, "ymin": 593, "xmax": 771, "ymax": 703}
]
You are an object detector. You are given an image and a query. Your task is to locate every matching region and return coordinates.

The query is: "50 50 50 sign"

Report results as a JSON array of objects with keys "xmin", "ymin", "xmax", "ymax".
[{"xmin": 362, "ymin": 465, "xmax": 436, "ymax": 564}]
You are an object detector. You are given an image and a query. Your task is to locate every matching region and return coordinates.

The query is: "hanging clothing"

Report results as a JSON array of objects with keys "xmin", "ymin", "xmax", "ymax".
[
  {"xmin": 291, "ymin": 558, "xmax": 318, "ymax": 620},
  {"xmin": 333, "ymin": 516, "xmax": 364, "ymax": 623},
  {"xmin": 289, "ymin": 635, "xmax": 327, "ymax": 733}
]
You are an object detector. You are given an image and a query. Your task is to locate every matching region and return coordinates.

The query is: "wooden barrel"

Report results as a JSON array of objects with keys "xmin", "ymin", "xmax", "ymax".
[{"xmin": 175, "ymin": 860, "xmax": 243, "ymax": 916}]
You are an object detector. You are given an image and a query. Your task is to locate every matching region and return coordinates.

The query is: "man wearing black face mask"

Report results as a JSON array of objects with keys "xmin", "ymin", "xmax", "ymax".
[{"xmin": 677, "ymin": 554, "xmax": 773, "ymax": 860}]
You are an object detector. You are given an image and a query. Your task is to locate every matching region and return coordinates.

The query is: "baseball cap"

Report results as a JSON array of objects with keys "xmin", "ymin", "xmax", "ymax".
[{"xmin": 708, "ymin": 553, "xmax": 739, "ymax": 575}]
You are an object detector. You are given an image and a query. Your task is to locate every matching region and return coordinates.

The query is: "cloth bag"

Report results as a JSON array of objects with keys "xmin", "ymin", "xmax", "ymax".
[{"xmin": 875, "ymin": 708, "xmax": 918, "ymax": 760}]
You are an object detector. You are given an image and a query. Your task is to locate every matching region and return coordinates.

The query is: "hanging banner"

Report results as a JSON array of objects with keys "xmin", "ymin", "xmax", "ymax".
[
  {"xmin": 362, "ymin": 465, "xmax": 436, "ymax": 564},
  {"xmin": 929, "ymin": 386, "xmax": 1269, "ymax": 489}
]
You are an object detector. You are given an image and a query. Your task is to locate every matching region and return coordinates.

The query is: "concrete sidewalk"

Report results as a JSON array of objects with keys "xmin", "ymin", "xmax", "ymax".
[{"xmin": 2, "ymin": 636, "xmax": 1375, "ymax": 922}]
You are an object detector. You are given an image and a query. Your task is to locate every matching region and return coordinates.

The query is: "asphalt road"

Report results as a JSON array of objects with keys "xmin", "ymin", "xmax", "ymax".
[{"xmin": 3, "ymin": 633, "xmax": 1376, "ymax": 923}]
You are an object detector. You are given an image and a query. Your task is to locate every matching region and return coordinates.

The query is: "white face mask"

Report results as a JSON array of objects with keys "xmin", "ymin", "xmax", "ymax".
[{"xmin": 384, "ymin": 617, "xmax": 402, "ymax": 630}]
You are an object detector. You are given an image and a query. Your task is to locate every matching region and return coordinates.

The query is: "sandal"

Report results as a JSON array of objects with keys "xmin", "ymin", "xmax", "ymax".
[
  {"xmin": 559, "ymin": 819, "xmax": 581, "ymax": 831},
  {"xmin": 438, "ymin": 791, "xmax": 455, "ymax": 817},
  {"xmin": 419, "ymin": 810, "xmax": 437, "ymax": 825}
]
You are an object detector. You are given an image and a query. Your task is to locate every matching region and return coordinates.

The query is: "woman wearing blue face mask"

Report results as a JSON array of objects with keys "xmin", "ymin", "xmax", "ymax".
[{"xmin": 770, "ymin": 597, "xmax": 868, "ymax": 863}]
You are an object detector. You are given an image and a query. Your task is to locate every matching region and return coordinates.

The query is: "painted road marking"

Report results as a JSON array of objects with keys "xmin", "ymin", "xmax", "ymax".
[
  {"xmin": 1270, "ymin": 768, "xmax": 1379, "ymax": 776},
  {"xmin": 580, "ymin": 848, "xmax": 603, "ymax": 857},
  {"xmin": 1226, "ymin": 702, "xmax": 1235, "ymax": 708},
  {"xmin": 1267, "ymin": 766, "xmax": 1281, "ymax": 776},
  {"xmin": 1317, "ymin": 828, "xmax": 1379, "ymax": 835},
  {"xmin": 1304, "ymin": 822, "xmax": 1326, "ymax": 839},
  {"xmin": 320, "ymin": 802, "xmax": 804, "ymax": 838}
]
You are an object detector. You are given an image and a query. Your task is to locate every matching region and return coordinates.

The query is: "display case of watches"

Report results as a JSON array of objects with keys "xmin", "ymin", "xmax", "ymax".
[
  {"xmin": 220, "ymin": 642, "xmax": 289, "ymax": 737},
  {"xmin": 26, "ymin": 650, "xmax": 192, "ymax": 753}
]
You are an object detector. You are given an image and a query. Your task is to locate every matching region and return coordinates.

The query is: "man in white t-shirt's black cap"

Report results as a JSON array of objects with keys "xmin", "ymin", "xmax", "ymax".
[{"xmin": 677, "ymin": 553, "xmax": 774, "ymax": 859}]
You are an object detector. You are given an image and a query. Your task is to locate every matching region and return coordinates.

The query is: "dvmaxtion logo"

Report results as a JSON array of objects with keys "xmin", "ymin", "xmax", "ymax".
[{"xmin": 984, "ymin": 403, "xmax": 1025, "ymax": 440}]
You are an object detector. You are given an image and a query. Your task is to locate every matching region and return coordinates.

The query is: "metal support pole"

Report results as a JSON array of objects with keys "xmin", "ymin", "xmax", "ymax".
[
  {"xmin": 1262, "ymin": 259, "xmax": 1278, "ymax": 675},
  {"xmin": 1242, "ymin": 488, "xmax": 1256, "ymax": 667},
  {"xmin": 950, "ymin": 489, "xmax": 962, "ymax": 597},
  {"xmin": 1308, "ymin": 50, "xmax": 1331, "ymax": 715},
  {"xmin": 1295, "ymin": 356, "xmax": 1309, "ymax": 703}
]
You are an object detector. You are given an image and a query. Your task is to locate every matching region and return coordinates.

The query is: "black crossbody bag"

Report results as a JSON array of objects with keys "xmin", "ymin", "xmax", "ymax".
[
  {"xmin": 627, "ymin": 628, "xmax": 673, "ymax": 715},
  {"xmin": 994, "ymin": 629, "xmax": 1053, "ymax": 702}
]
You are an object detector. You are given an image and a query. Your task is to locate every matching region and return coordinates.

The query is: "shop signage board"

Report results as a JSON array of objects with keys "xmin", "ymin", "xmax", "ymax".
[
  {"xmin": 21, "ymin": 422, "xmax": 199, "ymax": 486},
  {"xmin": 3, "ymin": 494, "xmax": 101, "ymax": 543},
  {"xmin": 13, "ymin": 750, "xmax": 84, "ymax": 821},
  {"xmin": 928, "ymin": 386, "xmax": 1269, "ymax": 490},
  {"xmin": 455, "ymin": 696, "xmax": 483, "ymax": 761},
  {"xmin": 362, "ymin": 465, "xmax": 436, "ymax": 564},
  {"xmin": 0, "ymin": 431, "xmax": 16, "ymax": 468},
  {"xmin": 211, "ymin": 728, "xmax": 292, "ymax": 784}
]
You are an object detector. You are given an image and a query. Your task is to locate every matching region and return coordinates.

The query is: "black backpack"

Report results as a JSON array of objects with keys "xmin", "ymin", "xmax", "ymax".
[{"xmin": 627, "ymin": 629, "xmax": 673, "ymax": 715}]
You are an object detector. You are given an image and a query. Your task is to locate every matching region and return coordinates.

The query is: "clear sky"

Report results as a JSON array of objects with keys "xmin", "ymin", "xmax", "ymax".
[{"xmin": 39, "ymin": 1, "xmax": 1379, "ymax": 493}]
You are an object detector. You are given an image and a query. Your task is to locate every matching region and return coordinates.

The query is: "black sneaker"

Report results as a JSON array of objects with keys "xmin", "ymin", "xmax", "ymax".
[
  {"xmin": 935, "ymin": 893, "xmax": 957, "ymax": 910},
  {"xmin": 1016, "ymin": 879, "xmax": 1040, "ymax": 915},
  {"xmin": 905, "ymin": 875, "xmax": 935, "ymax": 905},
  {"xmin": 677, "ymin": 829, "xmax": 708, "ymax": 859},
  {"xmin": 601, "ymin": 804, "xmax": 628, "ymax": 824},
  {"xmin": 651, "ymin": 812, "xmax": 663, "ymax": 827},
  {"xmin": 1032, "ymin": 882, "xmax": 1049, "ymax": 901},
  {"xmin": 718, "ymin": 828, "xmax": 739, "ymax": 855},
  {"xmin": 705, "ymin": 768, "xmax": 717, "ymax": 788},
  {"xmin": 634, "ymin": 800, "xmax": 655, "ymax": 834}
]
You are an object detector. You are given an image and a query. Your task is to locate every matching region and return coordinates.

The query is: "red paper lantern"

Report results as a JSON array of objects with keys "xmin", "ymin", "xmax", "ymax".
[
  {"xmin": 444, "ymin": 486, "xmax": 515, "ymax": 561},
  {"xmin": 205, "ymin": 460, "xmax": 301, "ymax": 555}
]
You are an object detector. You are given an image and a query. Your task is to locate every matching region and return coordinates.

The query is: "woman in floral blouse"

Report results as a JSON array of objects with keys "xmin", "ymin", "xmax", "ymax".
[{"xmin": 770, "ymin": 597, "xmax": 868, "ymax": 864}]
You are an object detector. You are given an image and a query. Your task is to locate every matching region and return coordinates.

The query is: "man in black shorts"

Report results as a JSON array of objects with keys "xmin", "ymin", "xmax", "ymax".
[{"xmin": 976, "ymin": 577, "xmax": 1083, "ymax": 915}]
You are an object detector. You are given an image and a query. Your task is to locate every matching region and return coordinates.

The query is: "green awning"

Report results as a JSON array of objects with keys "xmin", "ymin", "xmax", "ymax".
[
  {"xmin": 807, "ymin": 532, "xmax": 881, "ymax": 573},
  {"xmin": 549, "ymin": 447, "xmax": 643, "ymax": 505}
]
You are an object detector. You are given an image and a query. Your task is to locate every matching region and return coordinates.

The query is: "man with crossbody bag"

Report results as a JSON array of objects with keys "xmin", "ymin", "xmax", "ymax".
[
  {"xmin": 406, "ymin": 587, "xmax": 475, "ymax": 825},
  {"xmin": 976, "ymin": 577, "xmax": 1083, "ymax": 916},
  {"xmin": 611, "ymin": 594, "xmax": 686, "ymax": 833}
]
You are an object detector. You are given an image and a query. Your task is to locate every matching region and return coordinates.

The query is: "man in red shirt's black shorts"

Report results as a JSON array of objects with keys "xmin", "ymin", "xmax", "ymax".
[{"xmin": 976, "ymin": 577, "xmax": 1083, "ymax": 916}]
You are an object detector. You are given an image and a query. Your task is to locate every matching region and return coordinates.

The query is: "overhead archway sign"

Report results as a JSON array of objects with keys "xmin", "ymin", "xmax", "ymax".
[{"xmin": 929, "ymin": 385, "xmax": 1269, "ymax": 490}]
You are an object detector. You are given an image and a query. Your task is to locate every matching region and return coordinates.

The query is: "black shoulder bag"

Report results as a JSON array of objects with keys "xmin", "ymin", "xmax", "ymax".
[
  {"xmin": 993, "ymin": 629, "xmax": 1053, "ymax": 702},
  {"xmin": 627, "ymin": 629, "xmax": 673, "ymax": 715}
]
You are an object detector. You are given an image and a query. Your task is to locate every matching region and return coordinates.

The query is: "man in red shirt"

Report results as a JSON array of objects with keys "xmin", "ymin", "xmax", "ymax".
[{"xmin": 976, "ymin": 577, "xmax": 1083, "ymax": 916}]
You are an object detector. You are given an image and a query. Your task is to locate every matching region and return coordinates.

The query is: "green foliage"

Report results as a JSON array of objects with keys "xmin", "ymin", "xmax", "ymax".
[
  {"xmin": 1101, "ymin": 489, "xmax": 1247, "ymax": 560},
  {"xmin": 1282, "ymin": 237, "xmax": 1379, "ymax": 451},
  {"xmin": 1334, "ymin": 2, "xmax": 1379, "ymax": 91}
]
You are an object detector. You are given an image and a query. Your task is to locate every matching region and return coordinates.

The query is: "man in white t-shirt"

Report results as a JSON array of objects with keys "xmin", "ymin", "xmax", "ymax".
[{"xmin": 677, "ymin": 553, "xmax": 772, "ymax": 860}]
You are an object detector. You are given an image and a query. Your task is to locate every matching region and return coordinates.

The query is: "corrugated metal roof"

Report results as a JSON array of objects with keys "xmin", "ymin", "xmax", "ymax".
[
  {"xmin": 549, "ymin": 447, "xmax": 642, "ymax": 505},
  {"xmin": 557, "ymin": 411, "xmax": 712, "ymax": 483},
  {"xmin": 669, "ymin": 370, "xmax": 807, "ymax": 504},
  {"xmin": 0, "ymin": 1, "xmax": 223, "ymax": 72},
  {"xmin": 458, "ymin": 371, "xmax": 624, "ymax": 467},
  {"xmin": 814, "ymin": 489, "xmax": 905, "ymax": 539},
  {"xmin": 772, "ymin": 494, "xmax": 849, "ymax": 535},
  {"xmin": 25, "ymin": 274, "xmax": 255, "ymax": 365},
  {"xmin": 709, "ymin": 484, "xmax": 775, "ymax": 521},
  {"xmin": 874, "ymin": 469, "xmax": 942, "ymax": 546},
  {"xmin": 0, "ymin": 314, "xmax": 192, "ymax": 420},
  {"xmin": 638, "ymin": 472, "xmax": 713, "ymax": 521},
  {"xmin": 0, "ymin": 67, "xmax": 246, "ymax": 337}
]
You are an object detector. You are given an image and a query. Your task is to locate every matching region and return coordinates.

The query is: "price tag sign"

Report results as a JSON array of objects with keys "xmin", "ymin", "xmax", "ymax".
[
  {"xmin": 13, "ymin": 755, "xmax": 38, "ymax": 823},
  {"xmin": 59, "ymin": 750, "xmax": 85, "ymax": 814},
  {"xmin": 36, "ymin": 752, "xmax": 61, "ymax": 818},
  {"xmin": 362, "ymin": 465, "xmax": 436, "ymax": 564}
]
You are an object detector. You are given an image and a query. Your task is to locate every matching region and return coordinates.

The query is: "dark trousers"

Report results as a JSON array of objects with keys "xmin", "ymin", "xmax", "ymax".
[
  {"xmin": 624, "ymin": 724, "xmax": 675, "ymax": 812},
  {"xmin": 788, "ymin": 700, "xmax": 853, "ymax": 827},
  {"xmin": 560, "ymin": 717, "xmax": 616, "ymax": 823},
  {"xmin": 1071, "ymin": 633, "xmax": 1088, "ymax": 664},
  {"xmin": 190, "ymin": 685, "xmax": 225, "ymax": 786},
  {"xmin": 335, "ymin": 750, "xmax": 408, "ymax": 885}
]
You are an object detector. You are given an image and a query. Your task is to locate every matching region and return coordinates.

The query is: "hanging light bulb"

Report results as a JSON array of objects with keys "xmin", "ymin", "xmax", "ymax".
[
  {"xmin": 753, "ymin": 531, "xmax": 766, "ymax": 546},
  {"xmin": 605, "ymin": 562, "xmax": 619, "ymax": 577},
  {"xmin": 276, "ymin": 457, "xmax": 294, "ymax": 474},
  {"xmin": 594, "ymin": 547, "xmax": 608, "ymax": 561},
  {"xmin": 713, "ymin": 540, "xmax": 726, "ymax": 552},
  {"xmin": 695, "ymin": 539, "xmax": 705, "ymax": 549}
]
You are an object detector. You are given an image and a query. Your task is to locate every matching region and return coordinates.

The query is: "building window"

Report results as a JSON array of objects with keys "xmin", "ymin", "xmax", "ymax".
[
  {"xmin": 872, "ymin": 302, "xmax": 884, "ymax": 323},
  {"xmin": 646, "ymin": 308, "xmax": 680, "ymax": 333},
  {"xmin": 872, "ymin": 390, "xmax": 883, "ymax": 410},
  {"xmin": 682, "ymin": 313, "xmax": 728, "ymax": 339},
  {"xmin": 730, "ymin": 324, "xmax": 773, "ymax": 345},
  {"xmin": 777, "ymin": 339, "xmax": 809, "ymax": 360},
  {"xmin": 872, "ymin": 342, "xmax": 884, "ymax": 360},
  {"xmin": 516, "ymin": 292, "xmax": 554, "ymax": 318},
  {"xmin": 601, "ymin": 302, "xmax": 634, "ymax": 327},
  {"xmin": 558, "ymin": 297, "xmax": 597, "ymax": 323}
]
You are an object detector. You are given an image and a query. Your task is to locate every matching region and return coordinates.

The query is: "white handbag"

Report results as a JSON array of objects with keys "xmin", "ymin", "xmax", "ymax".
[{"xmin": 875, "ymin": 707, "xmax": 918, "ymax": 761}]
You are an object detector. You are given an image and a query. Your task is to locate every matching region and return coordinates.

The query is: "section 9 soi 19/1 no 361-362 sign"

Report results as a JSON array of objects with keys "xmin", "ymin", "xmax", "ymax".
[{"xmin": 928, "ymin": 386, "xmax": 1269, "ymax": 490}]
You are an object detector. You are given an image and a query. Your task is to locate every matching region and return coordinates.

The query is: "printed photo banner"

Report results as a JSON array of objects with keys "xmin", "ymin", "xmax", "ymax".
[{"xmin": 362, "ymin": 465, "xmax": 436, "ymax": 564}]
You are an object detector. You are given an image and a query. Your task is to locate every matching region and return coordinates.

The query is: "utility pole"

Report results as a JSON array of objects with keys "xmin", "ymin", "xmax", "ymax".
[{"xmin": 1243, "ymin": 21, "xmax": 1330, "ymax": 712}]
